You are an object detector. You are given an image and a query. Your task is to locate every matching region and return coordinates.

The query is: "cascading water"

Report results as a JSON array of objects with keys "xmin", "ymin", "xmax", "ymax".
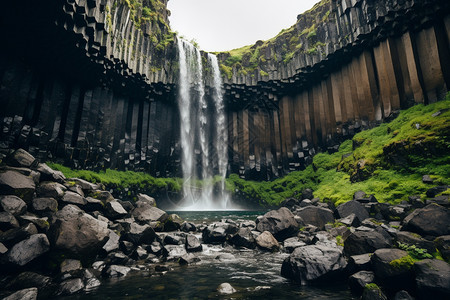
[{"xmin": 176, "ymin": 38, "xmax": 231, "ymax": 210}]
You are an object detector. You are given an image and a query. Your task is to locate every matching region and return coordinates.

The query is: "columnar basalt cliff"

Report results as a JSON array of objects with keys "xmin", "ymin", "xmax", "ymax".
[{"xmin": 0, "ymin": 0, "xmax": 449, "ymax": 180}]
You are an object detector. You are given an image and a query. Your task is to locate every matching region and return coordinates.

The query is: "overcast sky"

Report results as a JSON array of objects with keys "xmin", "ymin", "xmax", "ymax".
[{"xmin": 167, "ymin": 0, "xmax": 320, "ymax": 52}]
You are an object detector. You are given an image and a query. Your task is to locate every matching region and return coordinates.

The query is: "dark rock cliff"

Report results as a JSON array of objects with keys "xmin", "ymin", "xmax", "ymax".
[{"xmin": 0, "ymin": 0, "xmax": 449, "ymax": 180}]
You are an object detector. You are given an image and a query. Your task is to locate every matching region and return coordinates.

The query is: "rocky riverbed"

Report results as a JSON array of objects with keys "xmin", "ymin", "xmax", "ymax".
[{"xmin": 0, "ymin": 149, "xmax": 449, "ymax": 299}]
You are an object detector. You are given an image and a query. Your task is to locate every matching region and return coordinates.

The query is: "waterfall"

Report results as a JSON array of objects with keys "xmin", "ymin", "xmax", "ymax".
[{"xmin": 176, "ymin": 38, "xmax": 230, "ymax": 210}]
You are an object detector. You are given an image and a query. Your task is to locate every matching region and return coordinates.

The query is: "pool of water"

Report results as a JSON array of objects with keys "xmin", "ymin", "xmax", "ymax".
[
  {"xmin": 167, "ymin": 210, "xmax": 266, "ymax": 223},
  {"xmin": 52, "ymin": 211, "xmax": 355, "ymax": 299}
]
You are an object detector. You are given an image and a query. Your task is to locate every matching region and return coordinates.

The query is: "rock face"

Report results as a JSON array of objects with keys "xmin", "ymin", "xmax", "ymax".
[
  {"xmin": 50, "ymin": 205, "xmax": 109, "ymax": 256},
  {"xmin": 256, "ymin": 207, "xmax": 299, "ymax": 241},
  {"xmin": 402, "ymin": 204, "xmax": 450, "ymax": 237},
  {"xmin": 281, "ymin": 244, "xmax": 347, "ymax": 284}
]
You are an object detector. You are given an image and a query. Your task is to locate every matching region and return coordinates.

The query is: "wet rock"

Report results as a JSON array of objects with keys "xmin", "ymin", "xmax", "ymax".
[
  {"xmin": 122, "ymin": 222, "xmax": 156, "ymax": 245},
  {"xmin": 255, "ymin": 231, "xmax": 280, "ymax": 251},
  {"xmin": 60, "ymin": 259, "xmax": 82, "ymax": 274},
  {"xmin": 163, "ymin": 214, "xmax": 183, "ymax": 231},
  {"xmin": 283, "ymin": 237, "xmax": 306, "ymax": 253},
  {"xmin": 395, "ymin": 231, "xmax": 435, "ymax": 253},
  {"xmin": 148, "ymin": 241, "xmax": 166, "ymax": 256},
  {"xmin": 163, "ymin": 233, "xmax": 183, "ymax": 245},
  {"xmin": 256, "ymin": 207, "xmax": 299, "ymax": 241},
  {"xmin": 215, "ymin": 253, "xmax": 236, "ymax": 261},
  {"xmin": 31, "ymin": 197, "xmax": 58, "ymax": 213},
  {"xmin": 105, "ymin": 200, "xmax": 127, "ymax": 219},
  {"xmin": 180, "ymin": 222, "xmax": 196, "ymax": 232},
  {"xmin": 230, "ymin": 227, "xmax": 256, "ymax": 249},
  {"xmin": 414, "ymin": 258, "xmax": 450, "ymax": 298},
  {"xmin": 348, "ymin": 271, "xmax": 375, "ymax": 295},
  {"xmin": 0, "ymin": 212, "xmax": 20, "ymax": 231},
  {"xmin": 344, "ymin": 230, "xmax": 393, "ymax": 256},
  {"xmin": 2, "ymin": 287, "xmax": 38, "ymax": 300},
  {"xmin": 50, "ymin": 205, "xmax": 109, "ymax": 257},
  {"xmin": 336, "ymin": 200, "xmax": 369, "ymax": 224},
  {"xmin": 117, "ymin": 200, "xmax": 134, "ymax": 212},
  {"xmin": 185, "ymin": 234, "xmax": 202, "ymax": 252},
  {"xmin": 281, "ymin": 198, "xmax": 300, "ymax": 210},
  {"xmin": 6, "ymin": 233, "xmax": 50, "ymax": 266},
  {"xmin": 61, "ymin": 191, "xmax": 86, "ymax": 206},
  {"xmin": 0, "ymin": 195, "xmax": 27, "ymax": 216},
  {"xmin": 434, "ymin": 235, "xmax": 450, "ymax": 261},
  {"xmin": 136, "ymin": 194, "xmax": 156, "ymax": 207},
  {"xmin": 103, "ymin": 265, "xmax": 132, "ymax": 278},
  {"xmin": 5, "ymin": 149, "xmax": 36, "ymax": 168},
  {"xmin": 57, "ymin": 278, "xmax": 84, "ymax": 295},
  {"xmin": 132, "ymin": 204, "xmax": 168, "ymax": 224},
  {"xmin": 102, "ymin": 231, "xmax": 120, "ymax": 253},
  {"xmin": 281, "ymin": 244, "xmax": 347, "ymax": 284},
  {"xmin": 35, "ymin": 163, "xmax": 65, "ymax": 183},
  {"xmin": 0, "ymin": 223, "xmax": 38, "ymax": 247},
  {"xmin": 295, "ymin": 206, "xmax": 334, "ymax": 230},
  {"xmin": 371, "ymin": 248, "xmax": 414, "ymax": 289},
  {"xmin": 165, "ymin": 245, "xmax": 187, "ymax": 260},
  {"xmin": 133, "ymin": 246, "xmax": 148, "ymax": 260},
  {"xmin": 217, "ymin": 283, "xmax": 236, "ymax": 295},
  {"xmin": 202, "ymin": 222, "xmax": 230, "ymax": 244},
  {"xmin": 402, "ymin": 203, "xmax": 450, "ymax": 237},
  {"xmin": 179, "ymin": 253, "xmax": 201, "ymax": 265},
  {"xmin": 0, "ymin": 171, "xmax": 36, "ymax": 202}
]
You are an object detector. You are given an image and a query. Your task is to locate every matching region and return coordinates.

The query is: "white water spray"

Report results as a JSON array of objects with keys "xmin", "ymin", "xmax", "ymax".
[{"xmin": 176, "ymin": 38, "xmax": 231, "ymax": 210}]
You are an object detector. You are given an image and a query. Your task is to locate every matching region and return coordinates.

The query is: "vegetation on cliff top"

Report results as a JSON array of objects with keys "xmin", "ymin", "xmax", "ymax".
[
  {"xmin": 217, "ymin": 0, "xmax": 332, "ymax": 79},
  {"xmin": 50, "ymin": 96, "xmax": 449, "ymax": 207}
]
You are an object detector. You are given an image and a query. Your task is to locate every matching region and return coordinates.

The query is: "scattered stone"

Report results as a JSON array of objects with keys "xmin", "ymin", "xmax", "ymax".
[
  {"xmin": 217, "ymin": 283, "xmax": 236, "ymax": 295},
  {"xmin": 180, "ymin": 222, "xmax": 196, "ymax": 232},
  {"xmin": 165, "ymin": 245, "xmax": 187, "ymax": 260},
  {"xmin": 301, "ymin": 188, "xmax": 314, "ymax": 200},
  {"xmin": 185, "ymin": 234, "xmax": 202, "ymax": 252},
  {"xmin": 179, "ymin": 253, "xmax": 201, "ymax": 265},
  {"xmin": 336, "ymin": 200, "xmax": 370, "ymax": 224},
  {"xmin": 202, "ymin": 222, "xmax": 230, "ymax": 244},
  {"xmin": 402, "ymin": 203, "xmax": 450, "ymax": 237},
  {"xmin": 256, "ymin": 207, "xmax": 299, "ymax": 241},
  {"xmin": 339, "ymin": 213, "xmax": 360, "ymax": 227},
  {"xmin": 371, "ymin": 248, "xmax": 414, "ymax": 289},
  {"xmin": 255, "ymin": 231, "xmax": 280, "ymax": 251},
  {"xmin": 2, "ymin": 287, "xmax": 38, "ymax": 300},
  {"xmin": 61, "ymin": 191, "xmax": 86, "ymax": 206},
  {"xmin": 281, "ymin": 244, "xmax": 347, "ymax": 284},
  {"xmin": 18, "ymin": 213, "xmax": 50, "ymax": 231},
  {"xmin": 105, "ymin": 200, "xmax": 127, "ymax": 219},
  {"xmin": 348, "ymin": 253, "xmax": 372, "ymax": 272},
  {"xmin": 344, "ymin": 230, "xmax": 393, "ymax": 256},
  {"xmin": 0, "ymin": 242, "xmax": 7, "ymax": 254},
  {"xmin": 6, "ymin": 234, "xmax": 50, "ymax": 266},
  {"xmin": 31, "ymin": 197, "xmax": 58, "ymax": 213},
  {"xmin": 84, "ymin": 197, "xmax": 104, "ymax": 211},
  {"xmin": 5, "ymin": 272, "xmax": 51, "ymax": 290},
  {"xmin": 69, "ymin": 178, "xmax": 100, "ymax": 191},
  {"xmin": 295, "ymin": 206, "xmax": 334, "ymax": 230},
  {"xmin": 348, "ymin": 271, "xmax": 375, "ymax": 295},
  {"xmin": 230, "ymin": 227, "xmax": 256, "ymax": 249},
  {"xmin": 395, "ymin": 231, "xmax": 435, "ymax": 253},
  {"xmin": 414, "ymin": 258, "xmax": 450, "ymax": 298},
  {"xmin": 0, "ymin": 223, "xmax": 38, "ymax": 247},
  {"xmin": 0, "ymin": 171, "xmax": 36, "ymax": 202},
  {"xmin": 122, "ymin": 222, "xmax": 156, "ymax": 245},
  {"xmin": 90, "ymin": 190, "xmax": 114, "ymax": 204},
  {"xmin": 283, "ymin": 237, "xmax": 306, "ymax": 253},
  {"xmin": 163, "ymin": 214, "xmax": 183, "ymax": 231},
  {"xmin": 103, "ymin": 265, "xmax": 132, "ymax": 277},
  {"xmin": 0, "ymin": 195, "xmax": 27, "ymax": 216}
]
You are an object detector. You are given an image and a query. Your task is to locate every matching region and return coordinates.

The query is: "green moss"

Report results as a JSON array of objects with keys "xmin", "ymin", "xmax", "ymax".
[
  {"xmin": 220, "ymin": 64, "xmax": 233, "ymax": 80},
  {"xmin": 390, "ymin": 255, "xmax": 417, "ymax": 270},
  {"xmin": 365, "ymin": 283, "xmax": 380, "ymax": 290},
  {"xmin": 260, "ymin": 70, "xmax": 269, "ymax": 77},
  {"xmin": 336, "ymin": 235, "xmax": 344, "ymax": 247}
]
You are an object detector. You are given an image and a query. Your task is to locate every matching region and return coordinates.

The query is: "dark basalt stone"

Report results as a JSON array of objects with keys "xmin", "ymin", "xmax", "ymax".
[
  {"xmin": 401, "ymin": 203, "xmax": 450, "ymax": 237},
  {"xmin": 256, "ymin": 207, "xmax": 299, "ymax": 241},
  {"xmin": 414, "ymin": 258, "xmax": 450, "ymax": 299}
]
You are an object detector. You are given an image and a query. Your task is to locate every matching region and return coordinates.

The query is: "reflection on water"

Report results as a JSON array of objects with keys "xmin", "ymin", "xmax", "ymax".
[{"xmin": 53, "ymin": 211, "xmax": 355, "ymax": 300}]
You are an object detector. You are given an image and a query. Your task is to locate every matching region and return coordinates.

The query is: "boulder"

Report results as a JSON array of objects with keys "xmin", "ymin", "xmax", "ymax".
[
  {"xmin": 344, "ymin": 230, "xmax": 393, "ymax": 256},
  {"xmin": 31, "ymin": 197, "xmax": 58, "ymax": 213},
  {"xmin": 185, "ymin": 234, "xmax": 202, "ymax": 252},
  {"xmin": 5, "ymin": 149, "xmax": 36, "ymax": 168},
  {"xmin": 89, "ymin": 190, "xmax": 114, "ymax": 204},
  {"xmin": 50, "ymin": 205, "xmax": 109, "ymax": 257},
  {"xmin": 60, "ymin": 259, "xmax": 82, "ymax": 274},
  {"xmin": 136, "ymin": 194, "xmax": 156, "ymax": 207},
  {"xmin": 165, "ymin": 245, "xmax": 187, "ymax": 260},
  {"xmin": 230, "ymin": 227, "xmax": 256, "ymax": 249},
  {"xmin": 18, "ymin": 213, "xmax": 50, "ymax": 231},
  {"xmin": 361, "ymin": 284, "xmax": 388, "ymax": 300},
  {"xmin": 56, "ymin": 278, "xmax": 85, "ymax": 295},
  {"xmin": 35, "ymin": 163, "xmax": 65, "ymax": 183},
  {"xmin": 0, "ymin": 171, "xmax": 36, "ymax": 202},
  {"xmin": 217, "ymin": 283, "xmax": 236, "ymax": 295},
  {"xmin": 180, "ymin": 222, "xmax": 196, "ymax": 232},
  {"xmin": 348, "ymin": 271, "xmax": 375, "ymax": 295},
  {"xmin": 0, "ymin": 212, "xmax": 20, "ymax": 231},
  {"xmin": 2, "ymin": 288, "xmax": 38, "ymax": 300},
  {"xmin": 394, "ymin": 290, "xmax": 414, "ymax": 300},
  {"xmin": 202, "ymin": 222, "xmax": 233, "ymax": 244},
  {"xmin": 256, "ymin": 207, "xmax": 299, "ymax": 241},
  {"xmin": 132, "ymin": 204, "xmax": 168, "ymax": 224},
  {"xmin": 69, "ymin": 178, "xmax": 100, "ymax": 191},
  {"xmin": 0, "ymin": 195, "xmax": 27, "ymax": 216},
  {"xmin": 84, "ymin": 197, "xmax": 104, "ymax": 212},
  {"xmin": 163, "ymin": 233, "xmax": 184, "ymax": 245},
  {"xmin": 37, "ymin": 182, "xmax": 66, "ymax": 199},
  {"xmin": 105, "ymin": 200, "xmax": 127, "ymax": 219},
  {"xmin": 163, "ymin": 214, "xmax": 183, "ymax": 231},
  {"xmin": 122, "ymin": 222, "xmax": 156, "ymax": 245},
  {"xmin": 395, "ymin": 231, "xmax": 435, "ymax": 253},
  {"xmin": 0, "ymin": 242, "xmax": 7, "ymax": 254},
  {"xmin": 5, "ymin": 272, "xmax": 51, "ymax": 291},
  {"xmin": 61, "ymin": 191, "xmax": 86, "ymax": 206},
  {"xmin": 6, "ymin": 234, "xmax": 50, "ymax": 266},
  {"xmin": 281, "ymin": 244, "xmax": 347, "ymax": 284},
  {"xmin": 402, "ymin": 203, "xmax": 450, "ymax": 237},
  {"xmin": 0, "ymin": 223, "xmax": 38, "ymax": 247},
  {"xmin": 179, "ymin": 253, "xmax": 201, "ymax": 265},
  {"xmin": 336, "ymin": 200, "xmax": 370, "ymax": 223},
  {"xmin": 102, "ymin": 231, "xmax": 120, "ymax": 253},
  {"xmin": 301, "ymin": 188, "xmax": 314, "ymax": 200},
  {"xmin": 435, "ymin": 235, "xmax": 450, "ymax": 261},
  {"xmin": 426, "ymin": 186, "xmax": 448, "ymax": 198},
  {"xmin": 414, "ymin": 258, "xmax": 450, "ymax": 298},
  {"xmin": 371, "ymin": 248, "xmax": 414, "ymax": 289},
  {"xmin": 295, "ymin": 206, "xmax": 334, "ymax": 230},
  {"xmin": 348, "ymin": 253, "xmax": 372, "ymax": 272},
  {"xmin": 255, "ymin": 231, "xmax": 280, "ymax": 251}
]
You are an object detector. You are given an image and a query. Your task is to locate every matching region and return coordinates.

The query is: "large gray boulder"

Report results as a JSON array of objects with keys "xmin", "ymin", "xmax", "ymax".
[
  {"xmin": 32, "ymin": 197, "xmax": 58, "ymax": 213},
  {"xmin": 256, "ymin": 207, "xmax": 299, "ymax": 241},
  {"xmin": 414, "ymin": 258, "xmax": 450, "ymax": 298},
  {"xmin": 35, "ymin": 163, "xmax": 66, "ymax": 183},
  {"xmin": 6, "ymin": 234, "xmax": 50, "ymax": 266},
  {"xmin": 49, "ymin": 205, "xmax": 109, "ymax": 256},
  {"xmin": 344, "ymin": 230, "xmax": 393, "ymax": 256},
  {"xmin": 61, "ymin": 191, "xmax": 86, "ymax": 206},
  {"xmin": 0, "ymin": 212, "xmax": 20, "ymax": 231},
  {"xmin": 0, "ymin": 171, "xmax": 36, "ymax": 202},
  {"xmin": 121, "ymin": 222, "xmax": 156, "ymax": 245},
  {"xmin": 402, "ymin": 203, "xmax": 450, "ymax": 237},
  {"xmin": 105, "ymin": 200, "xmax": 128, "ymax": 219},
  {"xmin": 37, "ymin": 182, "xmax": 66, "ymax": 199},
  {"xmin": 230, "ymin": 227, "xmax": 256, "ymax": 249},
  {"xmin": 132, "ymin": 203, "xmax": 168, "ymax": 224},
  {"xmin": 202, "ymin": 222, "xmax": 237, "ymax": 244},
  {"xmin": 255, "ymin": 231, "xmax": 280, "ymax": 251},
  {"xmin": 185, "ymin": 234, "xmax": 202, "ymax": 252},
  {"xmin": 295, "ymin": 206, "xmax": 334, "ymax": 230},
  {"xmin": 281, "ymin": 244, "xmax": 347, "ymax": 284},
  {"xmin": 136, "ymin": 194, "xmax": 156, "ymax": 207},
  {"xmin": 0, "ymin": 195, "xmax": 27, "ymax": 216},
  {"xmin": 2, "ymin": 287, "xmax": 38, "ymax": 300},
  {"xmin": 4, "ymin": 149, "xmax": 36, "ymax": 168},
  {"xmin": 336, "ymin": 200, "xmax": 370, "ymax": 224}
]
